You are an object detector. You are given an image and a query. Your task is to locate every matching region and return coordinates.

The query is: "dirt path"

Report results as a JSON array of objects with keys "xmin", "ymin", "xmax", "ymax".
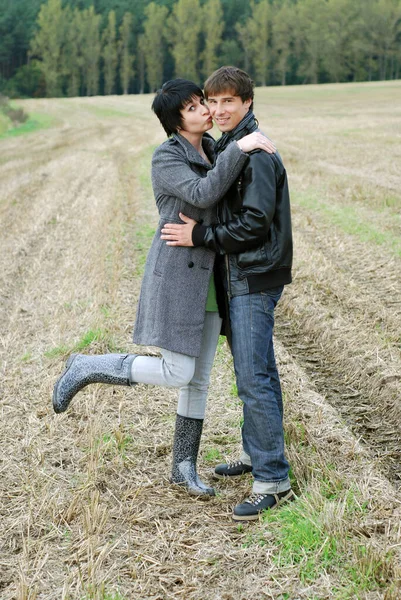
[{"xmin": 1, "ymin": 84, "xmax": 401, "ymax": 599}]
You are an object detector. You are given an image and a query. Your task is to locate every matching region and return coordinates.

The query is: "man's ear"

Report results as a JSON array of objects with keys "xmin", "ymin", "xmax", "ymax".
[{"xmin": 244, "ymin": 98, "xmax": 252, "ymax": 110}]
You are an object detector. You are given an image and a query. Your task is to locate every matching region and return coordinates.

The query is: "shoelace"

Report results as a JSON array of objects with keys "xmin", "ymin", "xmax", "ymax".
[
  {"xmin": 245, "ymin": 493, "xmax": 267, "ymax": 506},
  {"xmin": 226, "ymin": 460, "xmax": 244, "ymax": 469}
]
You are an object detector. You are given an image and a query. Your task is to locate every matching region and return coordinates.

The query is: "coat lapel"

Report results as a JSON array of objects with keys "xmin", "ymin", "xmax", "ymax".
[{"xmin": 172, "ymin": 133, "xmax": 215, "ymax": 169}]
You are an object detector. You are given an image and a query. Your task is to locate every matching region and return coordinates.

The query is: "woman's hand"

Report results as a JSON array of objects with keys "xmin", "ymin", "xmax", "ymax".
[
  {"xmin": 237, "ymin": 132, "xmax": 276, "ymax": 154},
  {"xmin": 161, "ymin": 213, "xmax": 196, "ymax": 246}
]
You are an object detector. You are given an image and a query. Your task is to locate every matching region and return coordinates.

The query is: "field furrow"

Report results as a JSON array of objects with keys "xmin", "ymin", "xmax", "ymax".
[{"xmin": 276, "ymin": 199, "xmax": 401, "ymax": 483}]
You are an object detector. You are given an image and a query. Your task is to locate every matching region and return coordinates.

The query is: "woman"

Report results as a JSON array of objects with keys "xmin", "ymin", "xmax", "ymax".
[{"xmin": 53, "ymin": 79, "xmax": 274, "ymax": 496}]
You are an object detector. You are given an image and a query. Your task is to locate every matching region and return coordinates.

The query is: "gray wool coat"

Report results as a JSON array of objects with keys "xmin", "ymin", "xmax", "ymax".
[{"xmin": 133, "ymin": 132, "xmax": 248, "ymax": 357}]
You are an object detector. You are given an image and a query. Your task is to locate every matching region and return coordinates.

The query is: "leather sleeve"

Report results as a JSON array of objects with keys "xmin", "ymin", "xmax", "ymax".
[{"xmin": 192, "ymin": 152, "xmax": 277, "ymax": 253}]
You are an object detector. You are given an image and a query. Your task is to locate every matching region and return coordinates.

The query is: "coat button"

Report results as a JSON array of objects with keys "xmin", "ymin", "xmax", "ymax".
[{"xmin": 188, "ymin": 261, "xmax": 194, "ymax": 268}]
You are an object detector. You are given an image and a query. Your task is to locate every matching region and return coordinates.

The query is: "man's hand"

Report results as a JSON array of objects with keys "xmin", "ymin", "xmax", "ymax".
[{"xmin": 161, "ymin": 213, "xmax": 197, "ymax": 246}]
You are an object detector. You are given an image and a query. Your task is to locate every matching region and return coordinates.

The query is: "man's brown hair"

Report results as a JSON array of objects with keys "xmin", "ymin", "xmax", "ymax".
[{"xmin": 204, "ymin": 66, "xmax": 254, "ymax": 110}]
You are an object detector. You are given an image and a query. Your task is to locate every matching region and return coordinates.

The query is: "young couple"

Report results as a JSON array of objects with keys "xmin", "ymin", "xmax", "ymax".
[{"xmin": 53, "ymin": 66, "xmax": 295, "ymax": 521}]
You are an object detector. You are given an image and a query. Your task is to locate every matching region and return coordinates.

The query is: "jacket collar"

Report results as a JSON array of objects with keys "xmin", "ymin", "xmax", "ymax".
[
  {"xmin": 171, "ymin": 132, "xmax": 215, "ymax": 168},
  {"xmin": 214, "ymin": 111, "xmax": 258, "ymax": 154}
]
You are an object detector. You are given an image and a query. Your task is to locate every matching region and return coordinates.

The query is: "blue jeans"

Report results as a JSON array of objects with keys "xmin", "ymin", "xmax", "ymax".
[{"xmin": 230, "ymin": 287, "xmax": 291, "ymax": 494}]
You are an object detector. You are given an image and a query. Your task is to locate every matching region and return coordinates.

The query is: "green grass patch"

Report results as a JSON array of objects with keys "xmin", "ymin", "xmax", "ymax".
[
  {"xmin": 45, "ymin": 328, "xmax": 118, "ymax": 359},
  {"xmin": 137, "ymin": 144, "xmax": 158, "ymax": 192},
  {"xmin": 74, "ymin": 328, "xmax": 104, "ymax": 351},
  {"xmin": 230, "ymin": 382, "xmax": 238, "ymax": 397},
  {"xmin": 80, "ymin": 584, "xmax": 127, "ymax": 600},
  {"xmin": 288, "ymin": 465, "xmax": 300, "ymax": 495},
  {"xmin": 0, "ymin": 112, "xmax": 10, "ymax": 136},
  {"xmin": 100, "ymin": 304, "xmax": 113, "ymax": 319},
  {"xmin": 383, "ymin": 195, "xmax": 399, "ymax": 208},
  {"xmin": 93, "ymin": 430, "xmax": 133, "ymax": 457},
  {"xmin": 241, "ymin": 487, "xmax": 392, "ymax": 596},
  {"xmin": 267, "ymin": 502, "xmax": 341, "ymax": 582},
  {"xmin": 44, "ymin": 344, "xmax": 70, "ymax": 359},
  {"xmin": 0, "ymin": 111, "xmax": 55, "ymax": 139},
  {"xmin": 203, "ymin": 447, "xmax": 222, "ymax": 463},
  {"xmin": 294, "ymin": 191, "xmax": 401, "ymax": 257},
  {"xmin": 215, "ymin": 335, "xmax": 228, "ymax": 356},
  {"xmin": 285, "ymin": 419, "xmax": 307, "ymax": 448},
  {"xmin": 210, "ymin": 433, "xmax": 238, "ymax": 446}
]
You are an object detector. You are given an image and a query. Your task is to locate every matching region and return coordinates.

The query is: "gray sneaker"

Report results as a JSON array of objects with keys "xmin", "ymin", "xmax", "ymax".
[{"xmin": 214, "ymin": 460, "xmax": 253, "ymax": 479}]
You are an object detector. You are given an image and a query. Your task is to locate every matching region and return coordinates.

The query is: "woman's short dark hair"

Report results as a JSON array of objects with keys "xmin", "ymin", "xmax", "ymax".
[
  {"xmin": 204, "ymin": 66, "xmax": 254, "ymax": 111},
  {"xmin": 152, "ymin": 79, "xmax": 204, "ymax": 137}
]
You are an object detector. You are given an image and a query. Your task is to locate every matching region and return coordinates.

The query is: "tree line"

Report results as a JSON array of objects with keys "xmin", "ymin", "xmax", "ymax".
[{"xmin": 1, "ymin": 0, "xmax": 400, "ymax": 98}]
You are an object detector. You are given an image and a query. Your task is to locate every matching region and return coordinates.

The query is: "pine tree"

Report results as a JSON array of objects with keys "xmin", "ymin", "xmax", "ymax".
[
  {"xmin": 371, "ymin": 0, "xmax": 401, "ymax": 79},
  {"xmin": 137, "ymin": 34, "xmax": 146, "ymax": 94},
  {"xmin": 119, "ymin": 12, "xmax": 134, "ymax": 95},
  {"xmin": 235, "ymin": 0, "xmax": 270, "ymax": 85},
  {"xmin": 250, "ymin": 0, "xmax": 270, "ymax": 86},
  {"xmin": 64, "ymin": 7, "xmax": 83, "ymax": 97},
  {"xmin": 295, "ymin": 0, "xmax": 328, "ymax": 84},
  {"xmin": 30, "ymin": 0, "xmax": 66, "ymax": 97},
  {"xmin": 81, "ymin": 6, "xmax": 101, "ymax": 96},
  {"xmin": 272, "ymin": 0, "xmax": 295, "ymax": 86},
  {"xmin": 167, "ymin": 0, "xmax": 202, "ymax": 83},
  {"xmin": 201, "ymin": 0, "xmax": 224, "ymax": 79},
  {"xmin": 235, "ymin": 21, "xmax": 252, "ymax": 74},
  {"xmin": 142, "ymin": 2, "xmax": 169, "ymax": 92},
  {"xmin": 0, "ymin": 0, "xmax": 44, "ymax": 82},
  {"xmin": 102, "ymin": 10, "xmax": 118, "ymax": 95}
]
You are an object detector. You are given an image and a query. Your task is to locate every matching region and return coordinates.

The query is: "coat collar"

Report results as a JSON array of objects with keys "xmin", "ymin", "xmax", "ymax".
[
  {"xmin": 214, "ymin": 110, "xmax": 258, "ymax": 154},
  {"xmin": 171, "ymin": 132, "xmax": 215, "ymax": 168}
]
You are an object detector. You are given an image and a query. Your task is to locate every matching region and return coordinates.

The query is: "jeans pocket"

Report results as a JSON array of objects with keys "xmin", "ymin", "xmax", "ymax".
[{"xmin": 260, "ymin": 286, "xmax": 284, "ymax": 312}]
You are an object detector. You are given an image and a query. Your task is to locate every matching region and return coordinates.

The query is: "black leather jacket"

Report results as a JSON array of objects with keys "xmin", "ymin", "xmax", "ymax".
[{"xmin": 192, "ymin": 118, "xmax": 293, "ymax": 297}]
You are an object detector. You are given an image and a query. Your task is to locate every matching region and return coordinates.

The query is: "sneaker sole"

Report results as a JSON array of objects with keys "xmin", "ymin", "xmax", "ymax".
[
  {"xmin": 212, "ymin": 471, "xmax": 252, "ymax": 480},
  {"xmin": 232, "ymin": 512, "xmax": 261, "ymax": 521}
]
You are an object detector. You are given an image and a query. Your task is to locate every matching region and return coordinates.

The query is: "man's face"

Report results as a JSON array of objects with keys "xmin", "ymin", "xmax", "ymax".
[{"xmin": 206, "ymin": 91, "xmax": 252, "ymax": 132}]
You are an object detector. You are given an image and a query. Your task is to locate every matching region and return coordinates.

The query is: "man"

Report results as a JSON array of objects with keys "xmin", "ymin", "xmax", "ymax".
[{"xmin": 161, "ymin": 66, "xmax": 295, "ymax": 521}]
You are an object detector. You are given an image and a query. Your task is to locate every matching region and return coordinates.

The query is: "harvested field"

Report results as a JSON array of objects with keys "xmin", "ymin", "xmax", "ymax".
[{"xmin": 0, "ymin": 82, "xmax": 400, "ymax": 599}]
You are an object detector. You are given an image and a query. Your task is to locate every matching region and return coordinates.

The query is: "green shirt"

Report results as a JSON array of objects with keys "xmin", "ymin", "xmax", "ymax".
[{"xmin": 206, "ymin": 273, "xmax": 218, "ymax": 312}]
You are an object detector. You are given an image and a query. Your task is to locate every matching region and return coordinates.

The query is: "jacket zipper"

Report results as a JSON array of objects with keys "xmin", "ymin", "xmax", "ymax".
[
  {"xmin": 225, "ymin": 254, "xmax": 232, "ymax": 299},
  {"xmin": 218, "ymin": 203, "xmax": 232, "ymax": 299}
]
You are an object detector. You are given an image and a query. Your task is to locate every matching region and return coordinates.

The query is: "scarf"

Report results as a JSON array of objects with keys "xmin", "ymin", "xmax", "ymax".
[{"xmin": 214, "ymin": 110, "xmax": 258, "ymax": 155}]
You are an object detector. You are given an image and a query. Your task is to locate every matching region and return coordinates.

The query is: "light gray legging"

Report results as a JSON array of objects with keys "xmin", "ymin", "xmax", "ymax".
[{"xmin": 131, "ymin": 311, "xmax": 222, "ymax": 420}]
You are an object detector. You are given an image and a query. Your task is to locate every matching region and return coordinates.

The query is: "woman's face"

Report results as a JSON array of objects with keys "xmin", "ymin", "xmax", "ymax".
[{"xmin": 179, "ymin": 96, "xmax": 213, "ymax": 135}]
